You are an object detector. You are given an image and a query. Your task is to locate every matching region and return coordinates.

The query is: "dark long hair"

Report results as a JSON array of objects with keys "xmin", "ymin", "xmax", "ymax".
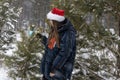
[{"xmin": 48, "ymin": 20, "xmax": 61, "ymax": 48}]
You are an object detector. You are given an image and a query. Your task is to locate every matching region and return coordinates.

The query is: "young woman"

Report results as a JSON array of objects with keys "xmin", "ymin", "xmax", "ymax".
[{"xmin": 40, "ymin": 8, "xmax": 76, "ymax": 80}]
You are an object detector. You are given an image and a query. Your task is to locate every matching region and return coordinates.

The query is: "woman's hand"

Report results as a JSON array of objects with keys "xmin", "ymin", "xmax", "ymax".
[
  {"xmin": 36, "ymin": 33, "xmax": 43, "ymax": 38},
  {"xmin": 50, "ymin": 72, "xmax": 55, "ymax": 77}
]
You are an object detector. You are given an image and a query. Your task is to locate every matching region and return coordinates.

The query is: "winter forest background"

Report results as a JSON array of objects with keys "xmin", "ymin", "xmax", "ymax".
[{"xmin": 0, "ymin": 0, "xmax": 120, "ymax": 80}]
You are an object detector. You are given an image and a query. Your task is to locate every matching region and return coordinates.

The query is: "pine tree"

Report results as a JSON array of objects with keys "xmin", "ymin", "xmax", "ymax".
[
  {"xmin": 1, "ymin": 0, "xmax": 49, "ymax": 79},
  {"xmin": 0, "ymin": 0, "xmax": 21, "ymax": 53},
  {"xmin": 5, "ymin": 30, "xmax": 44, "ymax": 80}
]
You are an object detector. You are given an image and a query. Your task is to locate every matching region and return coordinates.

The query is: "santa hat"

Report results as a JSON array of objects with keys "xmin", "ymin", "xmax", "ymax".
[{"xmin": 47, "ymin": 8, "xmax": 65, "ymax": 22}]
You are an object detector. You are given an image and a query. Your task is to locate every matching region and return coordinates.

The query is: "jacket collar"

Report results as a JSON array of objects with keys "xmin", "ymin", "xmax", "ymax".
[{"xmin": 58, "ymin": 18, "xmax": 73, "ymax": 33}]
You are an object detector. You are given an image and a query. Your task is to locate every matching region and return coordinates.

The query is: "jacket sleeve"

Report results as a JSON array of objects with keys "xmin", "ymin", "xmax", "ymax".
[
  {"xmin": 52, "ymin": 31, "xmax": 75, "ymax": 69},
  {"xmin": 41, "ymin": 36, "xmax": 48, "ymax": 46}
]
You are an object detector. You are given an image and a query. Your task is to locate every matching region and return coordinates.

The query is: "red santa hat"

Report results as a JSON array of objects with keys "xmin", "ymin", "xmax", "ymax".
[{"xmin": 47, "ymin": 8, "xmax": 65, "ymax": 22}]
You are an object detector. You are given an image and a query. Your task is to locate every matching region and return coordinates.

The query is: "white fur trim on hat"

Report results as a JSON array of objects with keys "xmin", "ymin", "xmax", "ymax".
[{"xmin": 47, "ymin": 11, "xmax": 65, "ymax": 22}]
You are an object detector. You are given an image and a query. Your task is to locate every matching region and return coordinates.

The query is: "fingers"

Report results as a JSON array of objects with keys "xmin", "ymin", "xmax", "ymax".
[{"xmin": 50, "ymin": 72, "xmax": 55, "ymax": 77}]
